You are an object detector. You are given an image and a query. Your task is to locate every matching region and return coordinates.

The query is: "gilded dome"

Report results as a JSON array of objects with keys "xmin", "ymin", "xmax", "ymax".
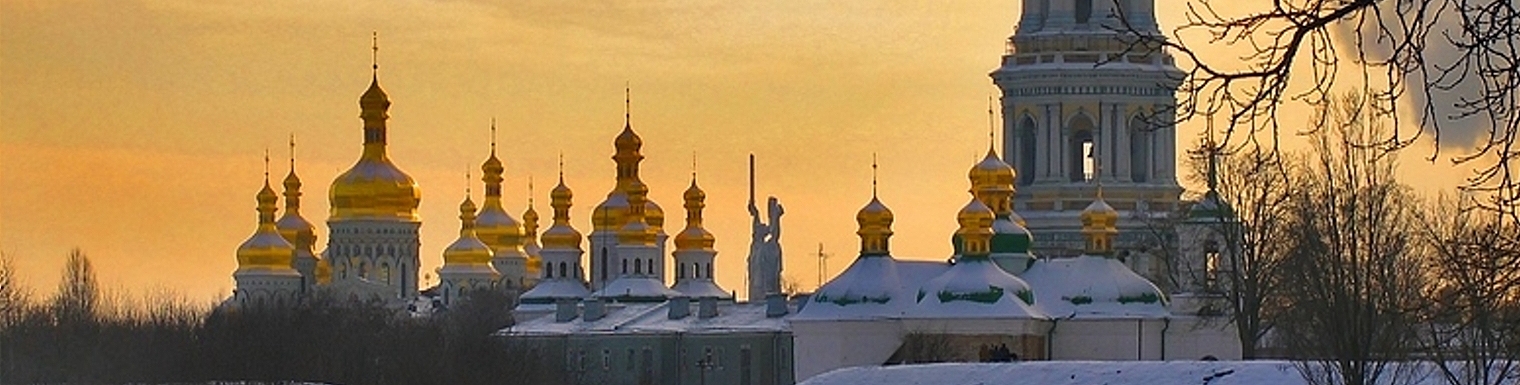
[
  {"xmin": 1080, "ymin": 198, "xmax": 1119, "ymax": 229},
  {"xmin": 238, "ymin": 181, "xmax": 297, "ymax": 269},
  {"xmin": 443, "ymin": 195, "xmax": 494, "ymax": 266},
  {"xmin": 276, "ymin": 167, "xmax": 317, "ymax": 248},
  {"xmin": 618, "ymin": 181, "xmax": 655, "ymax": 245},
  {"xmin": 674, "ymin": 179, "xmax": 715, "ymax": 251},
  {"xmin": 541, "ymin": 177, "xmax": 583, "ymax": 249},
  {"xmin": 615, "ymin": 125, "xmax": 642, "ymax": 153},
  {"xmin": 969, "ymin": 148, "xmax": 1016, "ymax": 192},
  {"xmin": 592, "ymin": 191, "xmax": 629, "ymax": 231},
  {"xmin": 855, "ymin": 196, "xmax": 894, "ymax": 256},
  {"xmin": 329, "ymin": 158, "xmax": 422, "ymax": 221},
  {"xmin": 330, "ymin": 74, "xmax": 420, "ymax": 222},
  {"xmin": 955, "ymin": 196, "xmax": 996, "ymax": 257}
]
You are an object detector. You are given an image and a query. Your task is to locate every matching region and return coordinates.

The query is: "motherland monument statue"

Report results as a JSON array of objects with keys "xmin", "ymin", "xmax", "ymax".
[{"xmin": 747, "ymin": 154, "xmax": 784, "ymax": 301}]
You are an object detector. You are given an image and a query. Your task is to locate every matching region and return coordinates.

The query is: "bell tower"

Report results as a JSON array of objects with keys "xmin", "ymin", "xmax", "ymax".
[{"xmin": 992, "ymin": 0, "xmax": 1183, "ymax": 257}]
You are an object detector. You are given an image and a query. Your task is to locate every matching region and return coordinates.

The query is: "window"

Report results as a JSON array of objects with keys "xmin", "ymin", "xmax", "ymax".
[
  {"xmin": 635, "ymin": 258, "xmax": 643, "ymax": 275},
  {"xmin": 600, "ymin": 248, "xmax": 609, "ymax": 282},
  {"xmin": 677, "ymin": 263, "xmax": 685, "ymax": 279},
  {"xmin": 1130, "ymin": 116, "xmax": 1151, "ymax": 183},
  {"xmin": 626, "ymin": 349, "xmax": 635, "ymax": 371},
  {"xmin": 1019, "ymin": 116, "xmax": 1038, "ymax": 186},
  {"xmin": 622, "ymin": 259, "xmax": 628, "ymax": 275},
  {"xmin": 740, "ymin": 347, "xmax": 753, "ymax": 385},
  {"xmin": 1075, "ymin": 0, "xmax": 1093, "ymax": 23},
  {"xmin": 602, "ymin": 349, "xmax": 610, "ymax": 370},
  {"xmin": 1068, "ymin": 114, "xmax": 1097, "ymax": 182},
  {"xmin": 559, "ymin": 262, "xmax": 568, "ymax": 279}
]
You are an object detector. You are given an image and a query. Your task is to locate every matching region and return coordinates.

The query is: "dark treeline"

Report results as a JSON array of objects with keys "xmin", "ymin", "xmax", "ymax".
[{"xmin": 0, "ymin": 250, "xmax": 563, "ymax": 385}]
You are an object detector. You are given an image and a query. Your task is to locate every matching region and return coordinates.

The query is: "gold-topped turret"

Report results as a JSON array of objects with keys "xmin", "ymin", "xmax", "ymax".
[
  {"xmin": 674, "ymin": 171, "xmax": 715, "ymax": 252},
  {"xmin": 475, "ymin": 120, "xmax": 527, "ymax": 253},
  {"xmin": 541, "ymin": 164, "xmax": 584, "ymax": 250},
  {"xmin": 330, "ymin": 34, "xmax": 422, "ymax": 221},
  {"xmin": 594, "ymin": 88, "xmax": 664, "ymax": 232},
  {"xmin": 970, "ymin": 147, "xmax": 1017, "ymax": 215},
  {"xmin": 955, "ymin": 195, "xmax": 996, "ymax": 258},
  {"xmin": 1081, "ymin": 162, "xmax": 1119, "ymax": 256},
  {"xmin": 523, "ymin": 178, "xmax": 543, "ymax": 278},
  {"xmin": 856, "ymin": 158, "xmax": 894, "ymax": 256},
  {"xmin": 238, "ymin": 157, "xmax": 297, "ymax": 269},
  {"xmin": 277, "ymin": 136, "xmax": 317, "ymax": 251},
  {"xmin": 443, "ymin": 193, "xmax": 494, "ymax": 266},
  {"xmin": 618, "ymin": 180, "xmax": 656, "ymax": 246}
]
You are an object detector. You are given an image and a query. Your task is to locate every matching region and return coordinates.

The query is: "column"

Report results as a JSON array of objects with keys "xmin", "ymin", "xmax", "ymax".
[{"xmin": 1117, "ymin": 104, "xmax": 1132, "ymax": 182}]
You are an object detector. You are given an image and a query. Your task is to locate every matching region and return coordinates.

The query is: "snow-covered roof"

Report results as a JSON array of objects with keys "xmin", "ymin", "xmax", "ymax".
[
  {"xmin": 799, "ymin": 361, "xmax": 1320, "ymax": 385},
  {"xmin": 518, "ymin": 279, "xmax": 592, "ymax": 304},
  {"xmin": 907, "ymin": 258, "xmax": 1046, "ymax": 319},
  {"xmin": 794, "ymin": 256, "xmax": 950, "ymax": 321},
  {"xmin": 671, "ymin": 279, "xmax": 733, "ymax": 299},
  {"xmin": 592, "ymin": 277, "xmax": 679, "ymax": 302},
  {"xmin": 1021, "ymin": 255, "xmax": 1169, "ymax": 318},
  {"xmin": 506, "ymin": 300, "xmax": 791, "ymax": 336}
]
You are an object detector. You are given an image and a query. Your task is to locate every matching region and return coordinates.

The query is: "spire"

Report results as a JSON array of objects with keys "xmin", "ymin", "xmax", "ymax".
[
  {"xmin": 988, "ymin": 95, "xmax": 997, "ymax": 152},
  {"xmin": 259, "ymin": 150, "xmax": 276, "ymax": 224},
  {"xmin": 541, "ymin": 158, "xmax": 582, "ymax": 250},
  {"xmin": 524, "ymin": 176, "xmax": 540, "ymax": 237},
  {"xmin": 481, "ymin": 119, "xmax": 506, "ymax": 199},
  {"xmin": 612, "ymin": 86, "xmax": 645, "ymax": 189},
  {"xmin": 358, "ymin": 32, "xmax": 391, "ymax": 158},
  {"xmin": 282, "ymin": 135, "xmax": 302, "ymax": 211},
  {"xmin": 857, "ymin": 155, "xmax": 894, "ymax": 256},
  {"xmin": 675, "ymin": 160, "xmax": 714, "ymax": 252}
]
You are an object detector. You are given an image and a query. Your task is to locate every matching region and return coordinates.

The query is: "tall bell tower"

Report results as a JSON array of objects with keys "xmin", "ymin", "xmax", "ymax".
[{"xmin": 992, "ymin": 0, "xmax": 1183, "ymax": 259}]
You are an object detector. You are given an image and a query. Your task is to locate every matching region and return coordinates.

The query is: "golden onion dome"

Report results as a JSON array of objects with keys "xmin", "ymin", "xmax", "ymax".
[
  {"xmin": 329, "ymin": 158, "xmax": 421, "ymax": 221},
  {"xmin": 541, "ymin": 176, "xmax": 583, "ymax": 249},
  {"xmin": 475, "ymin": 144, "xmax": 524, "ymax": 250},
  {"xmin": 523, "ymin": 204, "xmax": 540, "ymax": 236},
  {"xmin": 855, "ymin": 196, "xmax": 895, "ymax": 256},
  {"xmin": 1080, "ymin": 198, "xmax": 1120, "ymax": 232},
  {"xmin": 443, "ymin": 195, "xmax": 494, "ymax": 265},
  {"xmin": 330, "ymin": 74, "xmax": 421, "ymax": 222},
  {"xmin": 238, "ymin": 179, "xmax": 297, "ymax": 269},
  {"xmin": 674, "ymin": 178, "xmax": 715, "ymax": 251},
  {"xmin": 592, "ymin": 191, "xmax": 629, "ymax": 231},
  {"xmin": 276, "ymin": 165, "xmax": 317, "ymax": 249},
  {"xmin": 614, "ymin": 125, "xmax": 642, "ymax": 153},
  {"xmin": 969, "ymin": 147, "xmax": 1016, "ymax": 191},
  {"xmin": 955, "ymin": 196, "xmax": 996, "ymax": 257}
]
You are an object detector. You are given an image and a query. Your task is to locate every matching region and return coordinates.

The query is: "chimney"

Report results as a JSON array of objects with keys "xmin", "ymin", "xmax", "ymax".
[
  {"xmin": 583, "ymin": 298, "xmax": 606, "ymax": 322},
  {"xmin": 765, "ymin": 293, "xmax": 788, "ymax": 318},
  {"xmin": 668, "ymin": 296, "xmax": 691, "ymax": 320},
  {"xmin": 698, "ymin": 297, "xmax": 719, "ymax": 319},
  {"xmin": 554, "ymin": 298, "xmax": 578, "ymax": 323}
]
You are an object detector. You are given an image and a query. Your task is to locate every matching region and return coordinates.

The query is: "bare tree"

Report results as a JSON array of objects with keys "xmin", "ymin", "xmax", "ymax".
[
  {"xmin": 0, "ymin": 252, "xmax": 30, "ymax": 330},
  {"xmin": 1416, "ymin": 194, "xmax": 1520, "ymax": 385},
  {"xmin": 1276, "ymin": 93, "xmax": 1426, "ymax": 385},
  {"xmin": 52, "ymin": 248, "xmax": 98, "ymax": 324},
  {"xmin": 1184, "ymin": 138, "xmax": 1294, "ymax": 359},
  {"xmin": 1114, "ymin": 0, "xmax": 1519, "ymax": 217}
]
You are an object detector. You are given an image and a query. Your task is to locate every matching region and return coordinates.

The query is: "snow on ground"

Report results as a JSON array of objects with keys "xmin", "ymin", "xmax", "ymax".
[{"xmin": 799, "ymin": 360, "xmax": 1451, "ymax": 385}]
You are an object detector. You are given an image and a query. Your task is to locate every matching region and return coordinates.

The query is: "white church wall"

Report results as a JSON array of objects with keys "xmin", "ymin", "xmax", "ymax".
[
  {"xmin": 1163, "ymin": 317, "xmax": 1242, "ymax": 360},
  {"xmin": 791, "ymin": 319, "xmax": 902, "ymax": 381}
]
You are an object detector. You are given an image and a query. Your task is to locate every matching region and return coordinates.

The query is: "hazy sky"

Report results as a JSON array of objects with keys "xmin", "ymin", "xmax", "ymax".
[{"xmin": 0, "ymin": 0, "xmax": 1478, "ymax": 303}]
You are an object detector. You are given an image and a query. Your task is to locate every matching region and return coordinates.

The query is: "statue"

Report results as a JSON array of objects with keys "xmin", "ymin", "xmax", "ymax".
[{"xmin": 747, "ymin": 155, "xmax": 785, "ymax": 301}]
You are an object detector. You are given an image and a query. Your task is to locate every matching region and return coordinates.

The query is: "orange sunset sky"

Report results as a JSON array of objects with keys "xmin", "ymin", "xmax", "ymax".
[{"xmin": 0, "ymin": 0, "xmax": 1481, "ymax": 304}]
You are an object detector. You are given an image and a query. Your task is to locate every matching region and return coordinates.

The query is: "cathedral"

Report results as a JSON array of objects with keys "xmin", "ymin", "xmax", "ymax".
[{"xmin": 232, "ymin": 1, "xmax": 1243, "ymax": 383}]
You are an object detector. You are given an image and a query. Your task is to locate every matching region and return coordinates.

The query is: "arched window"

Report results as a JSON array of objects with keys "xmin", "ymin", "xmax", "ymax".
[
  {"xmin": 706, "ymin": 263, "xmax": 713, "ymax": 279},
  {"xmin": 1068, "ymin": 115, "xmax": 1096, "ymax": 182},
  {"xmin": 1019, "ymin": 116, "xmax": 1038, "ymax": 186},
  {"xmin": 1075, "ymin": 0, "xmax": 1093, "ymax": 23},
  {"xmin": 634, "ymin": 259, "xmax": 643, "ymax": 275},
  {"xmin": 559, "ymin": 262, "xmax": 568, "ymax": 279},
  {"xmin": 677, "ymin": 263, "xmax": 686, "ymax": 279},
  {"xmin": 1130, "ymin": 116, "xmax": 1151, "ymax": 183},
  {"xmin": 622, "ymin": 259, "xmax": 628, "ymax": 275},
  {"xmin": 649, "ymin": 259, "xmax": 655, "ymax": 275},
  {"xmin": 359, "ymin": 262, "xmax": 369, "ymax": 279},
  {"xmin": 601, "ymin": 248, "xmax": 609, "ymax": 282},
  {"xmin": 379, "ymin": 262, "xmax": 391, "ymax": 285}
]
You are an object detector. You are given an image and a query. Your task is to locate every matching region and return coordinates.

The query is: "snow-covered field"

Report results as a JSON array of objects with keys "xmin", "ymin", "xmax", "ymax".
[{"xmin": 799, "ymin": 360, "xmax": 1457, "ymax": 385}]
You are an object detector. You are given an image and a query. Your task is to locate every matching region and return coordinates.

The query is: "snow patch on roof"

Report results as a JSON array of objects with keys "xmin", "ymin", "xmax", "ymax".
[{"xmin": 1021, "ymin": 255, "xmax": 1169, "ymax": 318}]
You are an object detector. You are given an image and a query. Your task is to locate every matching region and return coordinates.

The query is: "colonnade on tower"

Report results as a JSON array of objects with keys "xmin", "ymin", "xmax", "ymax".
[{"xmin": 992, "ymin": 0, "xmax": 1184, "ymax": 260}]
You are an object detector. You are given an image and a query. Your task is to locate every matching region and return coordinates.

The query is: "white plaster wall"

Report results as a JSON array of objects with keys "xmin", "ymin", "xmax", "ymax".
[{"xmin": 791, "ymin": 319, "xmax": 902, "ymax": 381}]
